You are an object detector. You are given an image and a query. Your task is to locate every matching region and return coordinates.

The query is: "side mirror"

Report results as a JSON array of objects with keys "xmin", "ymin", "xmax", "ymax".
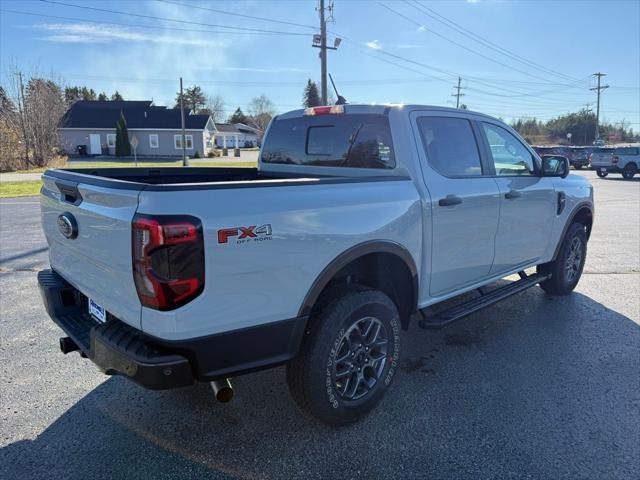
[{"xmin": 542, "ymin": 155, "xmax": 569, "ymax": 178}]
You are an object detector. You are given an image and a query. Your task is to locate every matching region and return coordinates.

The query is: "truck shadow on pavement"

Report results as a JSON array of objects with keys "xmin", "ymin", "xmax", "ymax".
[{"xmin": 2, "ymin": 289, "xmax": 639, "ymax": 480}]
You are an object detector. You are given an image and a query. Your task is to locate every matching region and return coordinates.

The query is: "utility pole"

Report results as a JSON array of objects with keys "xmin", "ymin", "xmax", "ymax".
[
  {"xmin": 313, "ymin": 0, "xmax": 336, "ymax": 105},
  {"xmin": 319, "ymin": 0, "xmax": 327, "ymax": 105},
  {"xmin": 179, "ymin": 77, "xmax": 188, "ymax": 166},
  {"xmin": 452, "ymin": 76, "xmax": 465, "ymax": 108},
  {"xmin": 590, "ymin": 72, "xmax": 609, "ymax": 142}
]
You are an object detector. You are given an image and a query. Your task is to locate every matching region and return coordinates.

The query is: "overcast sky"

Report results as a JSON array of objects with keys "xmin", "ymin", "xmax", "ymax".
[{"xmin": 1, "ymin": 0, "xmax": 638, "ymax": 128}]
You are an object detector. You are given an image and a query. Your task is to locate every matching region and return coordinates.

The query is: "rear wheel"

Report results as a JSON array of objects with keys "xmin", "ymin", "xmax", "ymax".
[
  {"xmin": 596, "ymin": 169, "xmax": 608, "ymax": 178},
  {"xmin": 574, "ymin": 164, "xmax": 583, "ymax": 170},
  {"xmin": 286, "ymin": 287, "xmax": 401, "ymax": 425},
  {"xmin": 622, "ymin": 163, "xmax": 637, "ymax": 179},
  {"xmin": 538, "ymin": 222, "xmax": 587, "ymax": 295}
]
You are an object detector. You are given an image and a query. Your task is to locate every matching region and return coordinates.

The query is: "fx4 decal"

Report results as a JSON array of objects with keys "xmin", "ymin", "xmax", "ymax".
[{"xmin": 217, "ymin": 224, "xmax": 273, "ymax": 244}]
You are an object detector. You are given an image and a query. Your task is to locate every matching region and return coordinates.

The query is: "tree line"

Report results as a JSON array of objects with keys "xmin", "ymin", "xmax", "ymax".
[{"xmin": 510, "ymin": 108, "xmax": 638, "ymax": 146}]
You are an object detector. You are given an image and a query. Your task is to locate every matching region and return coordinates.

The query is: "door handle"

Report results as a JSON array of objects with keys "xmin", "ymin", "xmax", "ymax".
[
  {"xmin": 504, "ymin": 189, "xmax": 522, "ymax": 200},
  {"xmin": 438, "ymin": 194, "xmax": 463, "ymax": 207}
]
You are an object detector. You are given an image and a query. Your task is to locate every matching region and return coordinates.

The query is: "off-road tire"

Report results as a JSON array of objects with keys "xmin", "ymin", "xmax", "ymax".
[
  {"xmin": 622, "ymin": 163, "xmax": 637, "ymax": 179},
  {"xmin": 538, "ymin": 222, "xmax": 587, "ymax": 295},
  {"xmin": 286, "ymin": 287, "xmax": 401, "ymax": 426},
  {"xmin": 596, "ymin": 169, "xmax": 608, "ymax": 178}
]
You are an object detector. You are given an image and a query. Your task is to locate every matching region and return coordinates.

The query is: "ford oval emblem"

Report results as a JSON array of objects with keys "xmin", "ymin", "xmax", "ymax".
[{"xmin": 57, "ymin": 212, "xmax": 78, "ymax": 239}]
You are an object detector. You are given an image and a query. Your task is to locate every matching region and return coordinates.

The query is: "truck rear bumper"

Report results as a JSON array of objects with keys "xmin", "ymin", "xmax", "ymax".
[{"xmin": 38, "ymin": 269, "xmax": 307, "ymax": 389}]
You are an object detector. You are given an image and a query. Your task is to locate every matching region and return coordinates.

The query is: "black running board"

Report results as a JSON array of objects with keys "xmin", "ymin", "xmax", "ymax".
[{"xmin": 418, "ymin": 271, "xmax": 551, "ymax": 329}]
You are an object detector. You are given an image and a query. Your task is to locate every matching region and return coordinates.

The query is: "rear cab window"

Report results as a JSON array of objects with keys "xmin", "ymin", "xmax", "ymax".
[
  {"xmin": 261, "ymin": 113, "xmax": 395, "ymax": 169},
  {"xmin": 416, "ymin": 116, "xmax": 483, "ymax": 177}
]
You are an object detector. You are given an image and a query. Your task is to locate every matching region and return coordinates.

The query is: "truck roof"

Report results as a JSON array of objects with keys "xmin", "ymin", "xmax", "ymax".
[{"xmin": 276, "ymin": 104, "xmax": 501, "ymax": 122}]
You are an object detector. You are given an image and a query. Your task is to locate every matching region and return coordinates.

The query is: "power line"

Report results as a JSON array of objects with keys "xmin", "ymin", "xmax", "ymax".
[
  {"xmin": 406, "ymin": 0, "xmax": 578, "ymax": 82},
  {"xmin": 38, "ymin": 0, "xmax": 311, "ymax": 36},
  {"xmin": 155, "ymin": 0, "xmax": 316, "ymax": 30},
  {"xmin": 379, "ymin": 2, "xmax": 560, "ymax": 84},
  {"xmin": 0, "ymin": 8, "xmax": 307, "ymax": 36}
]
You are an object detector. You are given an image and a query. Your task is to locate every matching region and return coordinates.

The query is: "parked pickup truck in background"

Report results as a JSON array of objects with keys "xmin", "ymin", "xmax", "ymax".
[
  {"xmin": 39, "ymin": 104, "xmax": 594, "ymax": 425},
  {"xmin": 591, "ymin": 145, "xmax": 640, "ymax": 179}
]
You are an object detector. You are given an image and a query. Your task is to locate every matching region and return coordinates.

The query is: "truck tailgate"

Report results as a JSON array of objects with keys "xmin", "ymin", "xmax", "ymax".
[{"xmin": 41, "ymin": 173, "xmax": 142, "ymax": 329}]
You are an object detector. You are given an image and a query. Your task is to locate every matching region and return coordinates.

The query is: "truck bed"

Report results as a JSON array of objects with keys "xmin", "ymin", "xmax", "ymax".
[{"xmin": 45, "ymin": 167, "xmax": 401, "ymax": 191}]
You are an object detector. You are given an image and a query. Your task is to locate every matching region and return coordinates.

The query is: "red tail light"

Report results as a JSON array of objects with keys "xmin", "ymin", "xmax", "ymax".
[{"xmin": 132, "ymin": 214, "xmax": 205, "ymax": 310}]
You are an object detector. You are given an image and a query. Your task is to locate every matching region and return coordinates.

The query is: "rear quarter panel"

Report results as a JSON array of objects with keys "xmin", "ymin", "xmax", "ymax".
[{"xmin": 138, "ymin": 180, "xmax": 422, "ymax": 340}]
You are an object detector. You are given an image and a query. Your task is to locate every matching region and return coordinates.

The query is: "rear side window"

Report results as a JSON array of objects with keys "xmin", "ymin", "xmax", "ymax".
[
  {"xmin": 417, "ymin": 116, "xmax": 483, "ymax": 177},
  {"xmin": 261, "ymin": 114, "xmax": 395, "ymax": 169},
  {"xmin": 614, "ymin": 147, "xmax": 639, "ymax": 155}
]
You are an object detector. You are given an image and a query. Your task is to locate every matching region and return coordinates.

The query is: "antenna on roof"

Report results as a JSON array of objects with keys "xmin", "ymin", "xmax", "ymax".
[{"xmin": 329, "ymin": 73, "xmax": 347, "ymax": 105}]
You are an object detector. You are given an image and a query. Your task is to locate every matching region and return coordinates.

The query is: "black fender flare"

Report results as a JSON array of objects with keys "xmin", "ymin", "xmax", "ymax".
[
  {"xmin": 551, "ymin": 201, "xmax": 593, "ymax": 261},
  {"xmin": 297, "ymin": 240, "xmax": 419, "ymax": 319}
]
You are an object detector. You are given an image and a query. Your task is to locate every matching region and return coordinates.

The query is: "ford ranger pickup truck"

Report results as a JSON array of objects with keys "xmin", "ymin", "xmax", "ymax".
[
  {"xmin": 39, "ymin": 104, "xmax": 594, "ymax": 425},
  {"xmin": 591, "ymin": 145, "xmax": 639, "ymax": 179}
]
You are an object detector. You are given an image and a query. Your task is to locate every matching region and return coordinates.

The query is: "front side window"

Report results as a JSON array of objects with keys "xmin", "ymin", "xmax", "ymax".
[
  {"xmin": 149, "ymin": 134, "xmax": 159, "ymax": 148},
  {"xmin": 106, "ymin": 134, "xmax": 116, "ymax": 148},
  {"xmin": 417, "ymin": 116, "xmax": 483, "ymax": 177},
  {"xmin": 482, "ymin": 123, "xmax": 536, "ymax": 176},
  {"xmin": 261, "ymin": 114, "xmax": 395, "ymax": 169}
]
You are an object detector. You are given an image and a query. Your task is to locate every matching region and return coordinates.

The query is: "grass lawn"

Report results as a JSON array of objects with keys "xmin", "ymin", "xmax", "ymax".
[
  {"xmin": 3, "ymin": 160, "xmax": 258, "ymax": 174},
  {"xmin": 0, "ymin": 181, "xmax": 42, "ymax": 198}
]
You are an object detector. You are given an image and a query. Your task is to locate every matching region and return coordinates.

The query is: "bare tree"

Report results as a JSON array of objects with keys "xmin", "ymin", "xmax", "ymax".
[
  {"xmin": 247, "ymin": 94, "xmax": 276, "ymax": 134},
  {"xmin": 205, "ymin": 94, "xmax": 226, "ymax": 123},
  {"xmin": 25, "ymin": 78, "xmax": 65, "ymax": 166}
]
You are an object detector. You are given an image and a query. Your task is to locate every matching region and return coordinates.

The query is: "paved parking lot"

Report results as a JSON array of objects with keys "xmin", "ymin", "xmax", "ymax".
[{"xmin": 1, "ymin": 170, "xmax": 638, "ymax": 479}]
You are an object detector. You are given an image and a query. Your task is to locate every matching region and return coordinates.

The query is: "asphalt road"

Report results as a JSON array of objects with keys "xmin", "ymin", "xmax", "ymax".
[{"xmin": 1, "ymin": 170, "xmax": 638, "ymax": 479}]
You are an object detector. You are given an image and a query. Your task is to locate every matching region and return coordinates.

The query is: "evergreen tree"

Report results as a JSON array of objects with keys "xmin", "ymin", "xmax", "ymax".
[
  {"xmin": 174, "ymin": 85, "xmax": 206, "ymax": 113},
  {"xmin": 302, "ymin": 79, "xmax": 321, "ymax": 107},
  {"xmin": 98, "ymin": 92, "xmax": 108, "ymax": 101},
  {"xmin": 111, "ymin": 91, "xmax": 124, "ymax": 101},
  {"xmin": 115, "ymin": 111, "xmax": 131, "ymax": 156},
  {"xmin": 228, "ymin": 107, "xmax": 248, "ymax": 124}
]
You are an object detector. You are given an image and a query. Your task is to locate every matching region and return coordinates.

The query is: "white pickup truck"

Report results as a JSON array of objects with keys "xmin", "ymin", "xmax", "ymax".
[
  {"xmin": 39, "ymin": 104, "xmax": 594, "ymax": 424},
  {"xmin": 591, "ymin": 145, "xmax": 640, "ymax": 179}
]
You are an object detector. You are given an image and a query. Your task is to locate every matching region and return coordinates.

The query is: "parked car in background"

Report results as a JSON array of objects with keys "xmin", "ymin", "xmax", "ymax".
[
  {"xmin": 591, "ymin": 146, "xmax": 639, "ymax": 179},
  {"xmin": 533, "ymin": 146, "xmax": 581, "ymax": 167},
  {"xmin": 568, "ymin": 147, "xmax": 592, "ymax": 169}
]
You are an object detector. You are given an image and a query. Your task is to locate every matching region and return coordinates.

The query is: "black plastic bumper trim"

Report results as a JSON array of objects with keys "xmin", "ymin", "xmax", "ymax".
[{"xmin": 38, "ymin": 269, "xmax": 307, "ymax": 389}]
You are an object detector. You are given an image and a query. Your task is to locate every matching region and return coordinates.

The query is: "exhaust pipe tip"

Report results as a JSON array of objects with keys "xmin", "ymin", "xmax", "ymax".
[
  {"xmin": 59, "ymin": 337, "xmax": 79, "ymax": 354},
  {"xmin": 210, "ymin": 378, "xmax": 233, "ymax": 403}
]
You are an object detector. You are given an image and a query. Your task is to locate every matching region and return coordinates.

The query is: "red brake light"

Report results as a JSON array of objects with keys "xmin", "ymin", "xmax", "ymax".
[
  {"xmin": 304, "ymin": 105, "xmax": 345, "ymax": 116},
  {"xmin": 132, "ymin": 214, "xmax": 205, "ymax": 310}
]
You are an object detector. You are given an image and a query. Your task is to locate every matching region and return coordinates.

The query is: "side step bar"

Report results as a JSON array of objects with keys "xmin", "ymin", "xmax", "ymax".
[{"xmin": 418, "ymin": 271, "xmax": 551, "ymax": 329}]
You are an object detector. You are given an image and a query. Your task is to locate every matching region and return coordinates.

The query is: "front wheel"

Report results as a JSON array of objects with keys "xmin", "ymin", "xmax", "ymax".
[
  {"xmin": 596, "ymin": 169, "xmax": 608, "ymax": 178},
  {"xmin": 286, "ymin": 287, "xmax": 401, "ymax": 425},
  {"xmin": 538, "ymin": 222, "xmax": 587, "ymax": 295},
  {"xmin": 622, "ymin": 163, "xmax": 637, "ymax": 179}
]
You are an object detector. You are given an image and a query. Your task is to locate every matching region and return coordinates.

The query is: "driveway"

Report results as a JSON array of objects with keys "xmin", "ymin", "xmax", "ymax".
[{"xmin": 0, "ymin": 170, "xmax": 638, "ymax": 479}]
